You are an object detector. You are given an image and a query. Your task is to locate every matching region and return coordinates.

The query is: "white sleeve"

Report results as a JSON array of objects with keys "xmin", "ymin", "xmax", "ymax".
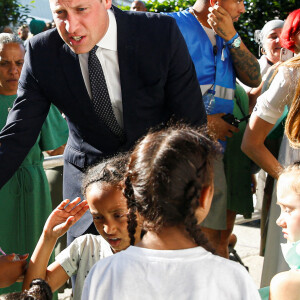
[
  {"xmin": 55, "ymin": 236, "xmax": 86, "ymax": 277},
  {"xmin": 253, "ymin": 66, "xmax": 295, "ymax": 124}
]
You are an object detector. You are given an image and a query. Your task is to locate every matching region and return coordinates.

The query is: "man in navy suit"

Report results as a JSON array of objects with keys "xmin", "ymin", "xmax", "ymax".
[{"xmin": 0, "ymin": 0, "xmax": 206, "ymax": 244}]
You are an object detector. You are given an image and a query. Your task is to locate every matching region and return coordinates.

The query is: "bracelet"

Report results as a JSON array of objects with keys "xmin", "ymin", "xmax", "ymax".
[{"xmin": 225, "ymin": 32, "xmax": 239, "ymax": 46}]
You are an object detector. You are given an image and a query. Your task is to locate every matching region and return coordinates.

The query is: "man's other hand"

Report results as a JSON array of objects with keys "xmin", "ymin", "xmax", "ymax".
[{"xmin": 207, "ymin": 113, "xmax": 239, "ymax": 141}]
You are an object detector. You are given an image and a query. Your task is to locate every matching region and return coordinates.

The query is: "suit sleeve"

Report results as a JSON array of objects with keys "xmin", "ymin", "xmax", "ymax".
[
  {"xmin": 0, "ymin": 41, "xmax": 51, "ymax": 188},
  {"xmin": 164, "ymin": 18, "xmax": 207, "ymax": 127}
]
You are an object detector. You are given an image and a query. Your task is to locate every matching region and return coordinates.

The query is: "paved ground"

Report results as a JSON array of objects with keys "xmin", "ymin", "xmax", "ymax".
[
  {"xmin": 58, "ymin": 218, "xmax": 264, "ymax": 299},
  {"xmin": 233, "ymin": 220, "xmax": 264, "ymax": 288}
]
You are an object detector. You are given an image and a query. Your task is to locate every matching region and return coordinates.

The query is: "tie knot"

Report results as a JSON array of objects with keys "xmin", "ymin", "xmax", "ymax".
[{"xmin": 89, "ymin": 45, "xmax": 98, "ymax": 56}]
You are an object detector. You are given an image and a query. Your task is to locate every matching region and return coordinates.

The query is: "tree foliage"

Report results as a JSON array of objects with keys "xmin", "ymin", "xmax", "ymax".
[
  {"xmin": 0, "ymin": 0, "xmax": 35, "ymax": 28},
  {"xmin": 119, "ymin": 0, "xmax": 298, "ymax": 57}
]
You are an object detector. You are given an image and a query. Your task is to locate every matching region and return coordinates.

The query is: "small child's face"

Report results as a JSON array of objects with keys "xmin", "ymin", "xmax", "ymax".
[
  {"xmin": 87, "ymin": 183, "xmax": 141, "ymax": 253},
  {"xmin": 277, "ymin": 177, "xmax": 300, "ymax": 243}
]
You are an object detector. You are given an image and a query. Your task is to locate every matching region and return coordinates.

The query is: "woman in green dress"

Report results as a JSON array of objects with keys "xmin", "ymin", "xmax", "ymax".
[{"xmin": 0, "ymin": 33, "xmax": 68, "ymax": 295}]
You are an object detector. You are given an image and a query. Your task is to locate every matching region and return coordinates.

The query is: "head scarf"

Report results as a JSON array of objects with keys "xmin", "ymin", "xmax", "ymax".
[
  {"xmin": 255, "ymin": 20, "xmax": 284, "ymax": 47},
  {"xmin": 254, "ymin": 20, "xmax": 284, "ymax": 57},
  {"xmin": 29, "ymin": 19, "xmax": 46, "ymax": 35}
]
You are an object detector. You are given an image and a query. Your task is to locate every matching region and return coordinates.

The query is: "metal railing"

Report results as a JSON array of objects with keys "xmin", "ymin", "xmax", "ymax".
[{"xmin": 43, "ymin": 155, "xmax": 64, "ymax": 169}]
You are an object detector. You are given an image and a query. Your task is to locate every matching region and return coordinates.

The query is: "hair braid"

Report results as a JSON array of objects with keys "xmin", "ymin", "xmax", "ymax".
[
  {"xmin": 183, "ymin": 181, "xmax": 215, "ymax": 253},
  {"xmin": 124, "ymin": 176, "xmax": 138, "ymax": 245}
]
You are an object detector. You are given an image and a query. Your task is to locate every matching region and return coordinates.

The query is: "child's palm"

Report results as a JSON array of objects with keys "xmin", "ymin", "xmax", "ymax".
[{"xmin": 44, "ymin": 198, "xmax": 89, "ymax": 238}]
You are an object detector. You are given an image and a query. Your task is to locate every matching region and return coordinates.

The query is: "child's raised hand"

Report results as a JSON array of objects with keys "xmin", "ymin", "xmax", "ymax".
[
  {"xmin": 43, "ymin": 197, "xmax": 89, "ymax": 239},
  {"xmin": 0, "ymin": 253, "xmax": 28, "ymax": 288}
]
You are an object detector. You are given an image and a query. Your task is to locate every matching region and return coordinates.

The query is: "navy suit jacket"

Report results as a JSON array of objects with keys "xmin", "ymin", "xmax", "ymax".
[{"xmin": 0, "ymin": 7, "xmax": 206, "ymax": 236}]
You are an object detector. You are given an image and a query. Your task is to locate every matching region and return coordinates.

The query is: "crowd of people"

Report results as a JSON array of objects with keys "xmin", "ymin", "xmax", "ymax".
[{"xmin": 0, "ymin": 0, "xmax": 299, "ymax": 299}]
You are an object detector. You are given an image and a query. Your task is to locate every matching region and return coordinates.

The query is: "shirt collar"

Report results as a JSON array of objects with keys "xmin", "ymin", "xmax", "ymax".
[{"xmin": 97, "ymin": 9, "xmax": 117, "ymax": 51}]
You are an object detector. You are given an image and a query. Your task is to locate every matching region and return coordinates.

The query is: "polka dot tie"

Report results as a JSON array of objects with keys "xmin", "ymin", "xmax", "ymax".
[{"xmin": 88, "ymin": 45, "xmax": 123, "ymax": 137}]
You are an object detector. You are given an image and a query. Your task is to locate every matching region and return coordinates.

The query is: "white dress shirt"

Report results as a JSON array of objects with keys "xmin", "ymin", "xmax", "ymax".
[{"xmin": 79, "ymin": 9, "xmax": 123, "ymax": 128}]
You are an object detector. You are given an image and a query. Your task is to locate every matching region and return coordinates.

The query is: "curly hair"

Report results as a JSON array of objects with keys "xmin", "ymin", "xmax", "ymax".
[
  {"xmin": 3, "ymin": 278, "xmax": 52, "ymax": 300},
  {"xmin": 82, "ymin": 153, "xmax": 129, "ymax": 197},
  {"xmin": 124, "ymin": 125, "xmax": 220, "ymax": 250}
]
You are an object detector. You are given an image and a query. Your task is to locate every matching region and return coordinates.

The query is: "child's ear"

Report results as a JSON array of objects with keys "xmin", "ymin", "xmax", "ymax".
[
  {"xmin": 195, "ymin": 185, "xmax": 213, "ymax": 223},
  {"xmin": 199, "ymin": 185, "xmax": 213, "ymax": 210}
]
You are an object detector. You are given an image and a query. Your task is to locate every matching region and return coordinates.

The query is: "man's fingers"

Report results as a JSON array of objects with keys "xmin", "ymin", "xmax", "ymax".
[
  {"xmin": 226, "ymin": 131, "xmax": 233, "ymax": 138},
  {"xmin": 229, "ymin": 125, "xmax": 239, "ymax": 133},
  {"xmin": 208, "ymin": 4, "xmax": 227, "ymax": 16}
]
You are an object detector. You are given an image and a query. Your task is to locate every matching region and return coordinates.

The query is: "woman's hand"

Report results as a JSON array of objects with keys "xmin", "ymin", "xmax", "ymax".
[{"xmin": 0, "ymin": 253, "xmax": 28, "ymax": 288}]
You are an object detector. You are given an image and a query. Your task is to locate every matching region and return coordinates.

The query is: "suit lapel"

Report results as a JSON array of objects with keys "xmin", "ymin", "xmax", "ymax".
[
  {"xmin": 59, "ymin": 43, "xmax": 117, "ymax": 137},
  {"xmin": 59, "ymin": 44, "xmax": 91, "ymax": 105},
  {"xmin": 114, "ymin": 7, "xmax": 138, "ymax": 133}
]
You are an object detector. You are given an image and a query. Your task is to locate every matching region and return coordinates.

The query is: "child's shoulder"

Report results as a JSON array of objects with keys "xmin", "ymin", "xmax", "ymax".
[
  {"xmin": 270, "ymin": 270, "xmax": 300, "ymax": 300},
  {"xmin": 72, "ymin": 234, "xmax": 111, "ymax": 252}
]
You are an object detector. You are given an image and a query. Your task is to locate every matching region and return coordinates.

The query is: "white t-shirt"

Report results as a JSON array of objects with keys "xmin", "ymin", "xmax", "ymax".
[
  {"xmin": 253, "ymin": 66, "xmax": 300, "ymax": 124},
  {"xmin": 56, "ymin": 234, "xmax": 113, "ymax": 300},
  {"xmin": 82, "ymin": 246, "xmax": 260, "ymax": 300}
]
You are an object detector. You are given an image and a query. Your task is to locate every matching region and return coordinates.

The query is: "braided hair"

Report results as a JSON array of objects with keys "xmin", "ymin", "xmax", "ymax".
[
  {"xmin": 124, "ymin": 125, "xmax": 220, "ymax": 251},
  {"xmin": 3, "ymin": 278, "xmax": 52, "ymax": 300},
  {"xmin": 82, "ymin": 153, "xmax": 129, "ymax": 197}
]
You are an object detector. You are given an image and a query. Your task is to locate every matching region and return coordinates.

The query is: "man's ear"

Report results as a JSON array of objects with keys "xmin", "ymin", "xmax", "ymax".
[
  {"xmin": 104, "ymin": 0, "xmax": 112, "ymax": 10},
  {"xmin": 210, "ymin": 0, "xmax": 217, "ymax": 7}
]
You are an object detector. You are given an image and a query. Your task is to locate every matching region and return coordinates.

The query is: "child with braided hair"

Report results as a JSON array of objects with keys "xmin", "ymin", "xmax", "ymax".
[
  {"xmin": 82, "ymin": 126, "xmax": 260, "ymax": 300},
  {"xmin": 23, "ymin": 153, "xmax": 142, "ymax": 300}
]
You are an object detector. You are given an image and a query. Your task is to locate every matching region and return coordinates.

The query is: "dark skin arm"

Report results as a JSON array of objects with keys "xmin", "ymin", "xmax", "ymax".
[
  {"xmin": 208, "ymin": 4, "xmax": 261, "ymax": 87},
  {"xmin": 207, "ymin": 113, "xmax": 239, "ymax": 141},
  {"xmin": 45, "ymin": 144, "xmax": 66, "ymax": 156}
]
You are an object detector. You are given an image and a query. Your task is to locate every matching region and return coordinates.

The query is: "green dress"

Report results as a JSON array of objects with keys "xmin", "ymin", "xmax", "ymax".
[
  {"xmin": 223, "ymin": 84, "xmax": 253, "ymax": 218},
  {"xmin": 0, "ymin": 94, "xmax": 68, "ymax": 295}
]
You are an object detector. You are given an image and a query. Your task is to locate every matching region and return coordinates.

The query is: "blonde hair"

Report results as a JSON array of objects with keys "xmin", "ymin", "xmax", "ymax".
[{"xmin": 278, "ymin": 162, "xmax": 300, "ymax": 195}]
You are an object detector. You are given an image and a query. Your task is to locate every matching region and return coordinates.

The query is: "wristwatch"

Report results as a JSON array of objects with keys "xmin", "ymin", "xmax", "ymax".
[{"xmin": 225, "ymin": 33, "xmax": 241, "ymax": 49}]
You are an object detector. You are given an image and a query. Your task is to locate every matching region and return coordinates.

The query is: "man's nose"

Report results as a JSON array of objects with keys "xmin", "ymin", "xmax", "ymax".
[
  {"xmin": 64, "ymin": 14, "xmax": 79, "ymax": 33},
  {"xmin": 239, "ymin": 2, "xmax": 246, "ymax": 14}
]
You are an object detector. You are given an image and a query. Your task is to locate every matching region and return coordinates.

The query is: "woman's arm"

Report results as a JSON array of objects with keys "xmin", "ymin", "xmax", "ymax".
[
  {"xmin": 23, "ymin": 198, "xmax": 89, "ymax": 291},
  {"xmin": 241, "ymin": 114, "xmax": 283, "ymax": 179}
]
